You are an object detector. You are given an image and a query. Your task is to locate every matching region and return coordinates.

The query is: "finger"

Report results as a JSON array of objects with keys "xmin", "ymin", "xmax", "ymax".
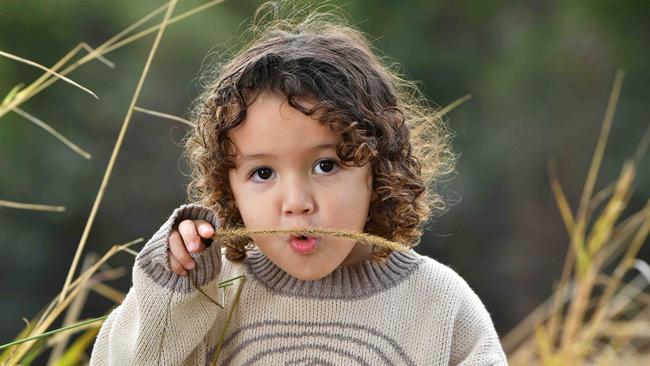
[
  {"xmin": 169, "ymin": 229, "xmax": 195, "ymax": 270},
  {"xmin": 194, "ymin": 220, "xmax": 214, "ymax": 239},
  {"xmin": 168, "ymin": 250, "xmax": 188, "ymax": 276},
  {"xmin": 178, "ymin": 219, "xmax": 202, "ymax": 253}
]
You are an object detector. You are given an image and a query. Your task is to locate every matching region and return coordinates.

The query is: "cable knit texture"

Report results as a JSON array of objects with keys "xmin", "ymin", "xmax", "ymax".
[{"xmin": 90, "ymin": 204, "xmax": 508, "ymax": 365}]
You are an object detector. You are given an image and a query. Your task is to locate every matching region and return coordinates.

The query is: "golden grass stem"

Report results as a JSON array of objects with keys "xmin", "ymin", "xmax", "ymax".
[
  {"xmin": 436, "ymin": 94, "xmax": 472, "ymax": 118},
  {"xmin": 554, "ymin": 70, "xmax": 624, "ymax": 362},
  {"xmin": 134, "ymin": 106, "xmax": 195, "ymax": 127},
  {"xmin": 0, "ymin": 2, "xmax": 166, "ymax": 119},
  {"xmin": 85, "ymin": 267, "xmax": 128, "ymax": 303},
  {"xmin": 212, "ymin": 227, "xmax": 410, "ymax": 252},
  {"xmin": 121, "ymin": 247, "xmax": 139, "ymax": 257},
  {"xmin": 599, "ymin": 206, "xmax": 650, "ymax": 266},
  {"xmin": 560, "ymin": 251, "xmax": 603, "ymax": 361},
  {"xmin": 502, "ymin": 279, "xmax": 574, "ymax": 352},
  {"xmin": 12, "ymin": 107, "xmax": 92, "ymax": 160},
  {"xmin": 101, "ymin": 0, "xmax": 227, "ymax": 57},
  {"xmin": 4, "ymin": 239, "xmax": 142, "ymax": 364},
  {"xmin": 576, "ymin": 70, "xmax": 624, "ymax": 227},
  {"xmin": 2, "ymin": 83, "xmax": 24, "ymax": 106},
  {"xmin": 0, "ymin": 199, "xmax": 65, "ymax": 212},
  {"xmin": 76, "ymin": 43, "xmax": 116, "ymax": 69},
  {"xmin": 5, "ymin": 274, "xmax": 87, "ymax": 363},
  {"xmin": 501, "ymin": 206, "xmax": 650, "ymax": 356},
  {"xmin": 586, "ymin": 160, "xmax": 635, "ymax": 256},
  {"xmin": 89, "ymin": 282, "xmax": 126, "ymax": 304},
  {"xmin": 558, "ymin": 161, "xmax": 637, "ymax": 358},
  {"xmin": 58, "ymin": 0, "xmax": 178, "ymax": 305},
  {"xmin": 582, "ymin": 202, "xmax": 650, "ymax": 343},
  {"xmin": 548, "ymin": 159, "xmax": 575, "ymax": 234},
  {"xmin": 46, "ymin": 254, "xmax": 96, "ymax": 364},
  {"xmin": 0, "ymin": 0, "xmax": 226, "ymax": 120},
  {"xmin": 586, "ymin": 182, "xmax": 615, "ymax": 220},
  {"xmin": 546, "ymin": 160, "xmax": 578, "ymax": 348},
  {"xmin": 15, "ymin": 43, "xmax": 114, "ymax": 109},
  {"xmin": 0, "ymin": 49, "xmax": 98, "ymax": 99}
]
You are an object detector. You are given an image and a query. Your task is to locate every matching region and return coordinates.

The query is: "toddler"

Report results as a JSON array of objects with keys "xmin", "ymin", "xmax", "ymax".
[{"xmin": 90, "ymin": 3, "xmax": 508, "ymax": 365}]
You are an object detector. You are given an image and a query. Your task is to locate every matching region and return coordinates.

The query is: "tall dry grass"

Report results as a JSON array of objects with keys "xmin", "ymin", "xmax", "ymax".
[
  {"xmin": 504, "ymin": 71, "xmax": 650, "ymax": 365},
  {"xmin": 0, "ymin": 1, "xmax": 648, "ymax": 365},
  {"xmin": 0, "ymin": 1, "xmax": 227, "ymax": 365}
]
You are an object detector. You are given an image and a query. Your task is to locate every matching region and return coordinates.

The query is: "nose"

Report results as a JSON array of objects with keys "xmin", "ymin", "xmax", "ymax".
[{"xmin": 281, "ymin": 174, "xmax": 315, "ymax": 216}]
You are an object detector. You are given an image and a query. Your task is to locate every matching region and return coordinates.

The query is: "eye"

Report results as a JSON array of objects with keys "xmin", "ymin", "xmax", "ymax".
[
  {"xmin": 314, "ymin": 159, "xmax": 340, "ymax": 175},
  {"xmin": 249, "ymin": 167, "xmax": 275, "ymax": 182},
  {"xmin": 248, "ymin": 159, "xmax": 339, "ymax": 183}
]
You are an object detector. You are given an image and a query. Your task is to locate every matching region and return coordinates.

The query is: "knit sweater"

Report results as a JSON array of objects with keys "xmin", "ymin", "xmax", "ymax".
[{"xmin": 90, "ymin": 204, "xmax": 508, "ymax": 365}]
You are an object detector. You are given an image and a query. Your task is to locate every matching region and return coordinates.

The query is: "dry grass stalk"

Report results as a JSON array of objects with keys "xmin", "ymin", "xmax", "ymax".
[
  {"xmin": 46, "ymin": 254, "xmax": 97, "ymax": 364},
  {"xmin": 0, "ymin": 1, "xmax": 228, "ymax": 217},
  {"xmin": 0, "ymin": 49, "xmax": 98, "ymax": 99},
  {"xmin": 0, "ymin": 238, "xmax": 142, "ymax": 365},
  {"xmin": 436, "ymin": 94, "xmax": 472, "ymax": 118},
  {"xmin": 1, "ymin": 2, "xmax": 230, "ymax": 364},
  {"xmin": 12, "ymin": 107, "xmax": 92, "ymax": 160},
  {"xmin": 58, "ymin": 0, "xmax": 179, "ymax": 305},
  {"xmin": 213, "ymin": 227, "xmax": 411, "ymax": 252},
  {"xmin": 0, "ymin": 0, "xmax": 226, "ymax": 121},
  {"xmin": 134, "ymin": 106, "xmax": 195, "ymax": 127},
  {"xmin": 0, "ymin": 199, "xmax": 65, "ymax": 212},
  {"xmin": 89, "ymin": 282, "xmax": 126, "ymax": 305},
  {"xmin": 506, "ymin": 70, "xmax": 650, "ymax": 365}
]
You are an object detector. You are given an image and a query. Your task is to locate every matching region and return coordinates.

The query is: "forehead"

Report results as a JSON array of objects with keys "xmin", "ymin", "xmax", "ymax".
[{"xmin": 229, "ymin": 93, "xmax": 340, "ymax": 157}]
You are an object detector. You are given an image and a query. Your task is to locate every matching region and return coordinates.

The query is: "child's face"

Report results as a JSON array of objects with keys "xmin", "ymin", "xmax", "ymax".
[{"xmin": 227, "ymin": 92, "xmax": 374, "ymax": 280}]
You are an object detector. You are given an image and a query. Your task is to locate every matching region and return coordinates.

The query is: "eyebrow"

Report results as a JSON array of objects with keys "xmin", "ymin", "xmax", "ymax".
[{"xmin": 239, "ymin": 143, "xmax": 337, "ymax": 162}]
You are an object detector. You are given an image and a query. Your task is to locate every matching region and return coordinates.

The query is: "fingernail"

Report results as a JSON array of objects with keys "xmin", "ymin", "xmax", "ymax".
[
  {"xmin": 189, "ymin": 242, "xmax": 198, "ymax": 251},
  {"xmin": 187, "ymin": 261, "xmax": 195, "ymax": 270}
]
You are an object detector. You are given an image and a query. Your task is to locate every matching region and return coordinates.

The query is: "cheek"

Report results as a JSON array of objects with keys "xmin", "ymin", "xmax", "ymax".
[
  {"xmin": 236, "ymin": 190, "xmax": 275, "ymax": 227},
  {"xmin": 348, "ymin": 171, "xmax": 373, "ymax": 205},
  {"xmin": 325, "ymin": 180, "xmax": 372, "ymax": 224}
]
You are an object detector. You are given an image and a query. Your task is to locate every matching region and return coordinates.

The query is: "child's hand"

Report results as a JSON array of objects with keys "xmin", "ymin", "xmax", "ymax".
[{"xmin": 168, "ymin": 219, "xmax": 215, "ymax": 275}]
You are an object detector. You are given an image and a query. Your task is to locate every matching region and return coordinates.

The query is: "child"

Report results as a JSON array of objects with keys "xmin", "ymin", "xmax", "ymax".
[{"xmin": 91, "ymin": 3, "xmax": 508, "ymax": 365}]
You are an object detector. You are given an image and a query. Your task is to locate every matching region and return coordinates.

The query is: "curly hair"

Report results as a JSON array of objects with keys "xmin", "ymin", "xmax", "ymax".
[{"xmin": 183, "ymin": 2, "xmax": 458, "ymax": 262}]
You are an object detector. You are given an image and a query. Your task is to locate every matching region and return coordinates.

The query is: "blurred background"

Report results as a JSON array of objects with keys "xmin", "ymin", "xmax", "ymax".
[{"xmin": 0, "ymin": 0, "xmax": 648, "ymax": 354}]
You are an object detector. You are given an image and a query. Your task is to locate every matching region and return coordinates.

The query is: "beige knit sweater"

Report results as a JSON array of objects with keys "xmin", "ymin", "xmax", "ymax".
[{"xmin": 90, "ymin": 204, "xmax": 508, "ymax": 365}]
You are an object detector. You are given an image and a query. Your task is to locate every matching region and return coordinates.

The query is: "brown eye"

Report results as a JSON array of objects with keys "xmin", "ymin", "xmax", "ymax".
[
  {"xmin": 320, "ymin": 161, "xmax": 334, "ymax": 172},
  {"xmin": 250, "ymin": 167, "xmax": 274, "ymax": 182},
  {"xmin": 258, "ymin": 168, "xmax": 272, "ymax": 179},
  {"xmin": 314, "ymin": 159, "xmax": 339, "ymax": 174}
]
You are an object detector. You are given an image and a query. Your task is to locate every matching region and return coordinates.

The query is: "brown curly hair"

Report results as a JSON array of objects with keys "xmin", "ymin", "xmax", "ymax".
[{"xmin": 183, "ymin": 2, "xmax": 458, "ymax": 262}]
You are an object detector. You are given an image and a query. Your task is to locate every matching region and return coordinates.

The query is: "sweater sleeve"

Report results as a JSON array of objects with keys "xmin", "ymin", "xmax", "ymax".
[
  {"xmin": 450, "ymin": 282, "xmax": 509, "ymax": 366},
  {"xmin": 90, "ymin": 204, "xmax": 224, "ymax": 365}
]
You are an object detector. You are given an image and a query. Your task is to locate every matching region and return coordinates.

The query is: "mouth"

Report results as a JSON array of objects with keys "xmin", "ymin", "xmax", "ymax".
[
  {"xmin": 288, "ymin": 233, "xmax": 319, "ymax": 255},
  {"xmin": 290, "ymin": 233, "xmax": 313, "ymax": 240}
]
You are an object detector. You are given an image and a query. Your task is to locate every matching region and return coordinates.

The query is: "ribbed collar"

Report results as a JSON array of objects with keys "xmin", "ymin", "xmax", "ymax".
[{"xmin": 245, "ymin": 247, "xmax": 423, "ymax": 300}]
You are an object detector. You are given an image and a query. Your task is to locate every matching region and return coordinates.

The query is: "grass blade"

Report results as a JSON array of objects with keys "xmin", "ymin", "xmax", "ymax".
[
  {"xmin": 58, "ymin": 0, "xmax": 179, "ymax": 305},
  {"xmin": 0, "ymin": 50, "xmax": 98, "ymax": 99}
]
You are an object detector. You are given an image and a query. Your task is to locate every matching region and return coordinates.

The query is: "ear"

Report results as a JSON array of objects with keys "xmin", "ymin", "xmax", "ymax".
[
  {"xmin": 370, "ymin": 189, "xmax": 378, "ymax": 202},
  {"xmin": 367, "ymin": 166, "xmax": 376, "ymax": 201}
]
